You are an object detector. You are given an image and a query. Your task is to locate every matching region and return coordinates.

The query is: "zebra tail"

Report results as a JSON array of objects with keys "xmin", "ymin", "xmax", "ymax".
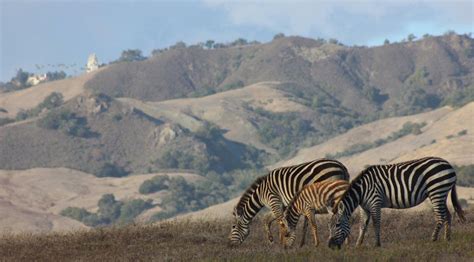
[{"xmin": 451, "ymin": 185, "xmax": 466, "ymax": 223}]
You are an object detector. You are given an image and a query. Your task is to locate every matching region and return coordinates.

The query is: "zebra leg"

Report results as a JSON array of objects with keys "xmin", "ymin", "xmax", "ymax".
[
  {"xmin": 356, "ymin": 208, "xmax": 371, "ymax": 247},
  {"xmin": 430, "ymin": 196, "xmax": 448, "ymax": 242},
  {"xmin": 263, "ymin": 213, "xmax": 277, "ymax": 243},
  {"xmin": 299, "ymin": 217, "xmax": 309, "ymax": 247},
  {"xmin": 370, "ymin": 205, "xmax": 382, "ymax": 247},
  {"xmin": 305, "ymin": 209, "xmax": 320, "ymax": 247},
  {"xmin": 444, "ymin": 209, "xmax": 452, "ymax": 241},
  {"xmin": 267, "ymin": 196, "xmax": 286, "ymax": 245}
]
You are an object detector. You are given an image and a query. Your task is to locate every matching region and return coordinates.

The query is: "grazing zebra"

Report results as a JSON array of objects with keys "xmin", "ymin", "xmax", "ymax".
[
  {"xmin": 328, "ymin": 157, "xmax": 466, "ymax": 249},
  {"xmin": 228, "ymin": 159, "xmax": 349, "ymax": 245},
  {"xmin": 281, "ymin": 179, "xmax": 350, "ymax": 248}
]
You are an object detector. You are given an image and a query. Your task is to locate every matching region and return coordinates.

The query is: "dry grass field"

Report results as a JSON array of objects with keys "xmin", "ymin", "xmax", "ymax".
[{"xmin": 1, "ymin": 208, "xmax": 473, "ymax": 261}]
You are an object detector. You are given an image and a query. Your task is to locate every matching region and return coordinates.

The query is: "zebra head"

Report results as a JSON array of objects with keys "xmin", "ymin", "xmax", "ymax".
[
  {"xmin": 328, "ymin": 202, "xmax": 351, "ymax": 249},
  {"xmin": 228, "ymin": 207, "xmax": 250, "ymax": 245}
]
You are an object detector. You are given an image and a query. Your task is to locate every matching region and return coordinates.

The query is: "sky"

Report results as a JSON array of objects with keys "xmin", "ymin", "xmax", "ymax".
[{"xmin": 0, "ymin": 0, "xmax": 472, "ymax": 81}]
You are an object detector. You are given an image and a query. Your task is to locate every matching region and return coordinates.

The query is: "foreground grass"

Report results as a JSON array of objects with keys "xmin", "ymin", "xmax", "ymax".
[{"xmin": 1, "ymin": 209, "xmax": 473, "ymax": 261}]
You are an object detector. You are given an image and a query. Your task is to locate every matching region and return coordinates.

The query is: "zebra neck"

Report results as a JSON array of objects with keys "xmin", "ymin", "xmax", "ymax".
[
  {"xmin": 242, "ymin": 188, "xmax": 264, "ymax": 222},
  {"xmin": 286, "ymin": 201, "xmax": 301, "ymax": 229},
  {"xmin": 340, "ymin": 183, "xmax": 363, "ymax": 216}
]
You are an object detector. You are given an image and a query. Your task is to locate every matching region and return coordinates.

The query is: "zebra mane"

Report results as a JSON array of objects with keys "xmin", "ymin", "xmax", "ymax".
[
  {"xmin": 234, "ymin": 175, "xmax": 266, "ymax": 216},
  {"xmin": 334, "ymin": 167, "xmax": 371, "ymax": 208}
]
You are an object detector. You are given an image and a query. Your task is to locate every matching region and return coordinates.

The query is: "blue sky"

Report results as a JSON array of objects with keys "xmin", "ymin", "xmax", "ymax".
[{"xmin": 1, "ymin": 0, "xmax": 472, "ymax": 81}]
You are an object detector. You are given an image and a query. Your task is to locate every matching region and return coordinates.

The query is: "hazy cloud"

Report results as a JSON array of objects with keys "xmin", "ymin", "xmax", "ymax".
[{"xmin": 204, "ymin": 0, "xmax": 473, "ymax": 44}]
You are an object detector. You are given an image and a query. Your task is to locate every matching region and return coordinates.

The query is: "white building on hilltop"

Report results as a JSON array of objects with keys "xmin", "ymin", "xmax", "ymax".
[
  {"xmin": 26, "ymin": 74, "xmax": 48, "ymax": 86},
  {"xmin": 86, "ymin": 53, "xmax": 99, "ymax": 73}
]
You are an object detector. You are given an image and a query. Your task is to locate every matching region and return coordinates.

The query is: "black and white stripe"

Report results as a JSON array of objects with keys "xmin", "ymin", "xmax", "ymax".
[
  {"xmin": 228, "ymin": 158, "xmax": 349, "ymax": 245},
  {"xmin": 328, "ymin": 157, "xmax": 466, "ymax": 249}
]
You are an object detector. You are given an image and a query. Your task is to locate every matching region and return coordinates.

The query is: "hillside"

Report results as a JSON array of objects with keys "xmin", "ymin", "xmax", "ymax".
[
  {"xmin": 86, "ymin": 34, "xmax": 474, "ymax": 117},
  {"xmin": 0, "ymin": 68, "xmax": 105, "ymax": 118},
  {"xmin": 0, "ymin": 168, "xmax": 199, "ymax": 233},
  {"xmin": 0, "ymin": 33, "xmax": 473, "ymax": 233},
  {"xmin": 180, "ymin": 102, "xmax": 474, "ymax": 221},
  {"xmin": 279, "ymin": 102, "xmax": 474, "ymax": 172}
]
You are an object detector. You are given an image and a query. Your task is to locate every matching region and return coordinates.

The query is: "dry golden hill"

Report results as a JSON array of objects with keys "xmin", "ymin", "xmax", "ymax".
[
  {"xmin": 0, "ymin": 168, "xmax": 200, "ymax": 234},
  {"xmin": 277, "ymin": 102, "xmax": 474, "ymax": 173},
  {"xmin": 180, "ymin": 103, "xmax": 474, "ymax": 221},
  {"xmin": 0, "ymin": 68, "xmax": 105, "ymax": 118},
  {"xmin": 119, "ymin": 81, "xmax": 309, "ymax": 153}
]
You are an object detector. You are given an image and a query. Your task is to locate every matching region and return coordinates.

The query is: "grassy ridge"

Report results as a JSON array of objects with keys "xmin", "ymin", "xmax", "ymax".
[{"xmin": 1, "ymin": 208, "xmax": 473, "ymax": 261}]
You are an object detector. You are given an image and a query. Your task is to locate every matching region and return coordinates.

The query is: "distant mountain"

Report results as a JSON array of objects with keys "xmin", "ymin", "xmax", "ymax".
[
  {"xmin": 86, "ymin": 34, "xmax": 473, "ymax": 116},
  {"xmin": 0, "ymin": 34, "xmax": 473, "ymax": 229},
  {"xmin": 1, "ymin": 33, "xmax": 473, "ymax": 176}
]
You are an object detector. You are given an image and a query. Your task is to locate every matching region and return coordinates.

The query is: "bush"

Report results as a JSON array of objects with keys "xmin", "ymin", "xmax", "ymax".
[
  {"xmin": 37, "ymin": 109, "xmax": 95, "ymax": 137},
  {"xmin": 252, "ymin": 107, "xmax": 316, "ymax": 156},
  {"xmin": 118, "ymin": 199, "xmax": 153, "ymax": 224},
  {"xmin": 95, "ymin": 163, "xmax": 129, "ymax": 178},
  {"xmin": 15, "ymin": 92, "xmax": 64, "ymax": 121},
  {"xmin": 46, "ymin": 71, "xmax": 67, "ymax": 81},
  {"xmin": 116, "ymin": 49, "xmax": 146, "ymax": 63},
  {"xmin": 139, "ymin": 175, "xmax": 170, "ymax": 194},
  {"xmin": 61, "ymin": 194, "xmax": 152, "ymax": 227},
  {"xmin": 0, "ymin": 117, "xmax": 14, "ymax": 126},
  {"xmin": 458, "ymin": 130, "xmax": 468, "ymax": 136},
  {"xmin": 442, "ymin": 84, "xmax": 474, "ymax": 107},
  {"xmin": 60, "ymin": 207, "xmax": 102, "ymax": 227},
  {"xmin": 97, "ymin": 194, "xmax": 122, "ymax": 223}
]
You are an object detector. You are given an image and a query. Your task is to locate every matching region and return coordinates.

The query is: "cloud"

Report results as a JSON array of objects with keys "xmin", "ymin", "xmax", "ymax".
[{"xmin": 203, "ymin": 0, "xmax": 473, "ymax": 44}]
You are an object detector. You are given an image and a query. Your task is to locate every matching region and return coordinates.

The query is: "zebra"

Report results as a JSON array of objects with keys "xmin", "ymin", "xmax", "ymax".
[
  {"xmin": 228, "ymin": 158, "xmax": 349, "ymax": 245},
  {"xmin": 328, "ymin": 157, "xmax": 466, "ymax": 249},
  {"xmin": 281, "ymin": 179, "xmax": 350, "ymax": 248}
]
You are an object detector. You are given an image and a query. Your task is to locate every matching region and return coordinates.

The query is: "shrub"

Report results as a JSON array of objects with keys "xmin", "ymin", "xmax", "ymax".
[
  {"xmin": 15, "ymin": 92, "xmax": 64, "ymax": 121},
  {"xmin": 458, "ymin": 130, "xmax": 468, "ymax": 136},
  {"xmin": 37, "ymin": 109, "xmax": 95, "ymax": 137},
  {"xmin": 118, "ymin": 199, "xmax": 153, "ymax": 224},
  {"xmin": 95, "ymin": 163, "xmax": 129, "ymax": 178},
  {"xmin": 46, "ymin": 71, "xmax": 67, "ymax": 81},
  {"xmin": 61, "ymin": 194, "xmax": 152, "ymax": 226},
  {"xmin": 97, "ymin": 194, "xmax": 122, "ymax": 223},
  {"xmin": 442, "ymin": 84, "xmax": 474, "ymax": 107},
  {"xmin": 60, "ymin": 207, "xmax": 102, "ymax": 227},
  {"xmin": 116, "ymin": 49, "xmax": 146, "ymax": 63},
  {"xmin": 139, "ymin": 175, "xmax": 170, "ymax": 194},
  {"xmin": 0, "ymin": 117, "xmax": 14, "ymax": 126}
]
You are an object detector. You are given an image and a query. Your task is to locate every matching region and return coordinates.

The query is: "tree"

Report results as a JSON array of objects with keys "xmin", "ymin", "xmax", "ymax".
[
  {"xmin": 46, "ymin": 71, "xmax": 67, "ymax": 81},
  {"xmin": 170, "ymin": 41, "xmax": 186, "ymax": 49},
  {"xmin": 231, "ymin": 38, "xmax": 248, "ymax": 46},
  {"xmin": 329, "ymin": 38, "xmax": 339, "ymax": 45},
  {"xmin": 205, "ymin": 40, "xmax": 215, "ymax": 49},
  {"xmin": 407, "ymin": 34, "xmax": 416, "ymax": 42},
  {"xmin": 95, "ymin": 163, "xmax": 128, "ymax": 178},
  {"xmin": 273, "ymin": 33, "xmax": 285, "ymax": 40},
  {"xmin": 14, "ymin": 69, "xmax": 30, "ymax": 88},
  {"xmin": 98, "ymin": 194, "xmax": 122, "ymax": 223},
  {"xmin": 117, "ymin": 49, "xmax": 146, "ymax": 62},
  {"xmin": 139, "ymin": 175, "xmax": 170, "ymax": 194},
  {"xmin": 383, "ymin": 39, "xmax": 390, "ymax": 45}
]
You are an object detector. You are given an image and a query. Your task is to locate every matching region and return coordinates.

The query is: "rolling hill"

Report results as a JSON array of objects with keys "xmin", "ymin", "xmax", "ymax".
[
  {"xmin": 0, "ymin": 168, "xmax": 199, "ymax": 233},
  {"xmin": 180, "ymin": 102, "xmax": 474, "ymax": 221},
  {"xmin": 0, "ymin": 33, "xmax": 473, "ymax": 232}
]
